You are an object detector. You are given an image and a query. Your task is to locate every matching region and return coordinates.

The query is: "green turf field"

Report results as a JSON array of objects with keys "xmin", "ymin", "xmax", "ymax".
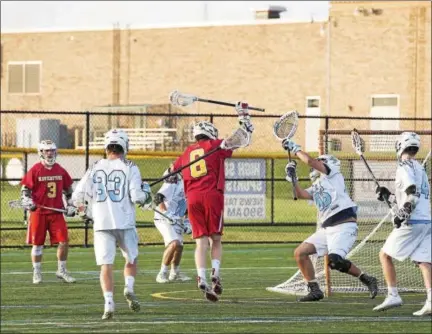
[{"xmin": 1, "ymin": 244, "xmax": 430, "ymax": 333}]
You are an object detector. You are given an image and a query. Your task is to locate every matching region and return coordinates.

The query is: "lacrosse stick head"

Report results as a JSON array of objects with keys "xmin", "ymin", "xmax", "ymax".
[
  {"xmin": 169, "ymin": 90, "xmax": 198, "ymax": 107},
  {"xmin": 351, "ymin": 129, "xmax": 365, "ymax": 155},
  {"xmin": 273, "ymin": 110, "xmax": 299, "ymax": 141},
  {"xmin": 222, "ymin": 127, "xmax": 251, "ymax": 150}
]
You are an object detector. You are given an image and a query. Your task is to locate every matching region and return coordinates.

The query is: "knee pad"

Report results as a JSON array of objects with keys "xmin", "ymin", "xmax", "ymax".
[
  {"xmin": 328, "ymin": 253, "xmax": 351, "ymax": 273},
  {"xmin": 31, "ymin": 245, "xmax": 43, "ymax": 256}
]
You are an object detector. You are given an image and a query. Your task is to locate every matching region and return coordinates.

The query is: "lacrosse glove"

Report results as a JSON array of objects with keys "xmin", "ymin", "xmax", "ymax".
[
  {"xmin": 21, "ymin": 196, "xmax": 37, "ymax": 212},
  {"xmin": 282, "ymin": 139, "xmax": 301, "ymax": 154},
  {"xmin": 391, "ymin": 203, "xmax": 412, "ymax": 228},
  {"xmin": 285, "ymin": 161, "xmax": 298, "ymax": 183},
  {"xmin": 139, "ymin": 182, "xmax": 153, "ymax": 210},
  {"xmin": 183, "ymin": 218, "xmax": 192, "ymax": 235},
  {"xmin": 65, "ymin": 205, "xmax": 76, "ymax": 217},
  {"xmin": 375, "ymin": 186, "xmax": 391, "ymax": 202}
]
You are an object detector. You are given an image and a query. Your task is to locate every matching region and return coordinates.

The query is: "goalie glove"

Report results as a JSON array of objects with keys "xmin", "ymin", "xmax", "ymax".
[
  {"xmin": 282, "ymin": 139, "xmax": 301, "ymax": 154},
  {"xmin": 285, "ymin": 161, "xmax": 298, "ymax": 183},
  {"xmin": 391, "ymin": 202, "xmax": 413, "ymax": 228}
]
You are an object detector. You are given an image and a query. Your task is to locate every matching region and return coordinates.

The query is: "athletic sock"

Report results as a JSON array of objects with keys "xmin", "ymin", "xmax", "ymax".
[
  {"xmin": 104, "ymin": 291, "xmax": 114, "ymax": 306},
  {"xmin": 160, "ymin": 264, "xmax": 169, "ymax": 274},
  {"xmin": 58, "ymin": 260, "xmax": 66, "ymax": 272},
  {"xmin": 33, "ymin": 262, "xmax": 41, "ymax": 271},
  {"xmin": 197, "ymin": 268, "xmax": 207, "ymax": 283},
  {"xmin": 427, "ymin": 288, "xmax": 431, "ymax": 302},
  {"xmin": 388, "ymin": 286, "xmax": 399, "ymax": 297},
  {"xmin": 125, "ymin": 276, "xmax": 135, "ymax": 292},
  {"xmin": 211, "ymin": 259, "xmax": 220, "ymax": 277}
]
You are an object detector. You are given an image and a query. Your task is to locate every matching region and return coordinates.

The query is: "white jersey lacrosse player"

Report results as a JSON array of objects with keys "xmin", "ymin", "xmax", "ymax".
[
  {"xmin": 374, "ymin": 132, "xmax": 431, "ymax": 316},
  {"xmin": 154, "ymin": 167, "xmax": 192, "ymax": 283},
  {"xmin": 72, "ymin": 128, "xmax": 152, "ymax": 320},
  {"xmin": 282, "ymin": 139, "xmax": 378, "ymax": 302}
]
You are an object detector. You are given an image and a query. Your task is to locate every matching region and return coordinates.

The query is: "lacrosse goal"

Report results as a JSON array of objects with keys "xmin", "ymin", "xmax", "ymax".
[{"xmin": 267, "ymin": 129, "xmax": 432, "ymax": 296}]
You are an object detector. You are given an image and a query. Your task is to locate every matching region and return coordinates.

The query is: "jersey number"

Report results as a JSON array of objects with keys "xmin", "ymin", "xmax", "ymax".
[
  {"xmin": 189, "ymin": 148, "xmax": 207, "ymax": 178},
  {"xmin": 93, "ymin": 170, "xmax": 126, "ymax": 202},
  {"xmin": 47, "ymin": 182, "xmax": 56, "ymax": 198},
  {"xmin": 421, "ymin": 173, "xmax": 430, "ymax": 200}
]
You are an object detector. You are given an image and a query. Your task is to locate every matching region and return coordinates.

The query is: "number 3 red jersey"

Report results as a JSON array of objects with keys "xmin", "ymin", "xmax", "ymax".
[
  {"xmin": 173, "ymin": 139, "xmax": 233, "ymax": 195},
  {"xmin": 21, "ymin": 162, "xmax": 73, "ymax": 215}
]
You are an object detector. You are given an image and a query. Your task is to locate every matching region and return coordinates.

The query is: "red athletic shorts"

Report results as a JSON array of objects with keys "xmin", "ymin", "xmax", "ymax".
[
  {"xmin": 187, "ymin": 190, "xmax": 224, "ymax": 239},
  {"xmin": 26, "ymin": 212, "xmax": 68, "ymax": 246}
]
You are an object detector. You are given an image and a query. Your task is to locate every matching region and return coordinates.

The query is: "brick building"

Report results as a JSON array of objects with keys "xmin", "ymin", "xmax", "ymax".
[{"xmin": 1, "ymin": 1, "xmax": 430, "ymax": 151}]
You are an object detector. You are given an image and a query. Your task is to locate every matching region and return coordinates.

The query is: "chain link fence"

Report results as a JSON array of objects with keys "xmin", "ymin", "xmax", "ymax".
[{"xmin": 1, "ymin": 109, "xmax": 430, "ymax": 247}]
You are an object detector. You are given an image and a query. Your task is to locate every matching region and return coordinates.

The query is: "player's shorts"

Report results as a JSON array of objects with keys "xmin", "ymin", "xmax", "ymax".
[
  {"xmin": 187, "ymin": 190, "xmax": 224, "ymax": 239},
  {"xmin": 154, "ymin": 218, "xmax": 184, "ymax": 247},
  {"xmin": 382, "ymin": 223, "xmax": 431, "ymax": 263},
  {"xmin": 26, "ymin": 212, "xmax": 68, "ymax": 246},
  {"xmin": 304, "ymin": 222, "xmax": 358, "ymax": 258},
  {"xmin": 93, "ymin": 228, "xmax": 139, "ymax": 265}
]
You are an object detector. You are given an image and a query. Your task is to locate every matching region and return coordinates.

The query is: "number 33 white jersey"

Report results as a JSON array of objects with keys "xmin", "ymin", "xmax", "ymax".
[
  {"xmin": 73, "ymin": 159, "xmax": 147, "ymax": 231},
  {"xmin": 395, "ymin": 160, "xmax": 431, "ymax": 221}
]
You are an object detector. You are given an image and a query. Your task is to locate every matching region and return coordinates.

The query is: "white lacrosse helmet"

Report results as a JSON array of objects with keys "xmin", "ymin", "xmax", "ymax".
[
  {"xmin": 310, "ymin": 154, "xmax": 341, "ymax": 181},
  {"xmin": 395, "ymin": 132, "xmax": 420, "ymax": 159},
  {"xmin": 104, "ymin": 129, "xmax": 129, "ymax": 155},
  {"xmin": 192, "ymin": 121, "xmax": 218, "ymax": 140},
  {"xmin": 38, "ymin": 140, "xmax": 57, "ymax": 166}
]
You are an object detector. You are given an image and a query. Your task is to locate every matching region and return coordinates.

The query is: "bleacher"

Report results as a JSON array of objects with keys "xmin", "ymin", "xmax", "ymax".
[{"xmin": 76, "ymin": 128, "xmax": 177, "ymax": 151}]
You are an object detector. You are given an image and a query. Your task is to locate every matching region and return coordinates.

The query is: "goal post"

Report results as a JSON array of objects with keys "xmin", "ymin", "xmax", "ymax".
[{"xmin": 267, "ymin": 129, "xmax": 431, "ymax": 296}]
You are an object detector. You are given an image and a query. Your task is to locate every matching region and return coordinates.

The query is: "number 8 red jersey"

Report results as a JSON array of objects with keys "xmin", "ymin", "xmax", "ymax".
[
  {"xmin": 21, "ymin": 162, "xmax": 73, "ymax": 215},
  {"xmin": 173, "ymin": 139, "xmax": 233, "ymax": 195}
]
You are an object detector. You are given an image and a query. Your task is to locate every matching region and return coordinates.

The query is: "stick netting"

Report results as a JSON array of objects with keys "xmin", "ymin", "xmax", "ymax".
[
  {"xmin": 273, "ymin": 111, "xmax": 299, "ymax": 140},
  {"xmin": 224, "ymin": 127, "xmax": 251, "ymax": 149},
  {"xmin": 267, "ymin": 130, "xmax": 431, "ymax": 295}
]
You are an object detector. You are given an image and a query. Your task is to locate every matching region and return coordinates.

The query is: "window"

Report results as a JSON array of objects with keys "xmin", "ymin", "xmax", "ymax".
[
  {"xmin": 371, "ymin": 96, "xmax": 398, "ymax": 107},
  {"xmin": 8, "ymin": 61, "xmax": 41, "ymax": 94}
]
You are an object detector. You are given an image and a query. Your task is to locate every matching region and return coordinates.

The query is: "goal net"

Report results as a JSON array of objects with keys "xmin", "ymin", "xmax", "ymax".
[{"xmin": 267, "ymin": 130, "xmax": 431, "ymax": 296}]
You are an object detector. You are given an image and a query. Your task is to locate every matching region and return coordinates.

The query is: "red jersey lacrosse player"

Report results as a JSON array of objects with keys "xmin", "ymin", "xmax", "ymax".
[
  {"xmin": 173, "ymin": 102, "xmax": 254, "ymax": 302},
  {"xmin": 20, "ymin": 140, "xmax": 76, "ymax": 284}
]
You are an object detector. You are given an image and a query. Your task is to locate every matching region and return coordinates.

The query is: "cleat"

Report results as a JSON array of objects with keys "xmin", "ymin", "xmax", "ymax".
[
  {"xmin": 169, "ymin": 271, "xmax": 192, "ymax": 282},
  {"xmin": 359, "ymin": 274, "xmax": 378, "ymax": 299},
  {"xmin": 102, "ymin": 302, "xmax": 115, "ymax": 320},
  {"xmin": 33, "ymin": 270, "xmax": 42, "ymax": 284},
  {"xmin": 211, "ymin": 276, "xmax": 223, "ymax": 296},
  {"xmin": 56, "ymin": 270, "xmax": 76, "ymax": 283},
  {"xmin": 124, "ymin": 287, "xmax": 140, "ymax": 312},
  {"xmin": 197, "ymin": 277, "xmax": 219, "ymax": 302},
  {"xmin": 413, "ymin": 300, "xmax": 431, "ymax": 316},
  {"xmin": 373, "ymin": 295, "xmax": 403, "ymax": 312},
  {"xmin": 156, "ymin": 271, "xmax": 170, "ymax": 283},
  {"xmin": 298, "ymin": 282, "xmax": 324, "ymax": 302}
]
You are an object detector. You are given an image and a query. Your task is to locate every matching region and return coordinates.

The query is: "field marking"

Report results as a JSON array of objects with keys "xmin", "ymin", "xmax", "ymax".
[{"xmin": 2, "ymin": 316, "xmax": 430, "ymax": 328}]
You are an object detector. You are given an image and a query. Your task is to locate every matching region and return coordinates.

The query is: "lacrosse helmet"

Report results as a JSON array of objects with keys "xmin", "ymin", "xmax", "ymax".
[
  {"xmin": 163, "ymin": 167, "xmax": 181, "ymax": 184},
  {"xmin": 193, "ymin": 121, "xmax": 218, "ymax": 140},
  {"xmin": 309, "ymin": 155, "xmax": 341, "ymax": 181},
  {"xmin": 38, "ymin": 140, "xmax": 57, "ymax": 166},
  {"xmin": 395, "ymin": 132, "xmax": 420, "ymax": 159},
  {"xmin": 104, "ymin": 129, "xmax": 129, "ymax": 155}
]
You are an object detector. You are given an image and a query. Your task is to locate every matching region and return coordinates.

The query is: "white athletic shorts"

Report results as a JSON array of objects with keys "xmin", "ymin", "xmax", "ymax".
[
  {"xmin": 93, "ymin": 228, "xmax": 139, "ymax": 265},
  {"xmin": 304, "ymin": 222, "xmax": 358, "ymax": 258},
  {"xmin": 154, "ymin": 219, "xmax": 183, "ymax": 247},
  {"xmin": 382, "ymin": 223, "xmax": 431, "ymax": 263}
]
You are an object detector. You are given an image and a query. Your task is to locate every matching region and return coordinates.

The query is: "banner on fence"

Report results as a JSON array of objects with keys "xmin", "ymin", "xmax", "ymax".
[{"xmin": 224, "ymin": 159, "xmax": 266, "ymax": 220}]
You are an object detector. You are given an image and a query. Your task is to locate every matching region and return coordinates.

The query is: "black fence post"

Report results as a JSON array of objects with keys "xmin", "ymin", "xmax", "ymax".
[
  {"xmin": 324, "ymin": 116, "xmax": 329, "ymax": 154},
  {"xmin": 84, "ymin": 220, "xmax": 89, "ymax": 248},
  {"xmin": 85, "ymin": 112, "xmax": 90, "ymax": 171},
  {"xmin": 210, "ymin": 114, "xmax": 214, "ymax": 123},
  {"xmin": 270, "ymin": 158, "xmax": 275, "ymax": 225}
]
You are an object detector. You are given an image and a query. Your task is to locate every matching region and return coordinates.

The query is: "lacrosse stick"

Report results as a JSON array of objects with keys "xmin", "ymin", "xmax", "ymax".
[
  {"xmin": 423, "ymin": 150, "xmax": 431, "ymax": 167},
  {"xmin": 169, "ymin": 90, "xmax": 265, "ymax": 112},
  {"xmin": 8, "ymin": 200, "xmax": 68, "ymax": 213},
  {"xmin": 273, "ymin": 110, "xmax": 300, "ymax": 200},
  {"xmin": 150, "ymin": 127, "xmax": 251, "ymax": 187},
  {"xmin": 351, "ymin": 129, "xmax": 392, "ymax": 209}
]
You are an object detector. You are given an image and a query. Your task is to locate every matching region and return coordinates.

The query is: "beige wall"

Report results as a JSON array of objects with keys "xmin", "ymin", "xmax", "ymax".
[{"xmin": 1, "ymin": 1, "xmax": 430, "ymax": 151}]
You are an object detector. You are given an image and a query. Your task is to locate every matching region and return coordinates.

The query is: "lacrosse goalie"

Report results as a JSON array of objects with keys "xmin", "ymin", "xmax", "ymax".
[
  {"xmin": 20, "ymin": 140, "xmax": 76, "ymax": 284},
  {"xmin": 374, "ymin": 132, "xmax": 431, "ymax": 316},
  {"xmin": 154, "ymin": 166, "xmax": 192, "ymax": 283},
  {"xmin": 172, "ymin": 101, "xmax": 253, "ymax": 302},
  {"xmin": 282, "ymin": 139, "xmax": 378, "ymax": 302},
  {"xmin": 72, "ymin": 129, "xmax": 152, "ymax": 320}
]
